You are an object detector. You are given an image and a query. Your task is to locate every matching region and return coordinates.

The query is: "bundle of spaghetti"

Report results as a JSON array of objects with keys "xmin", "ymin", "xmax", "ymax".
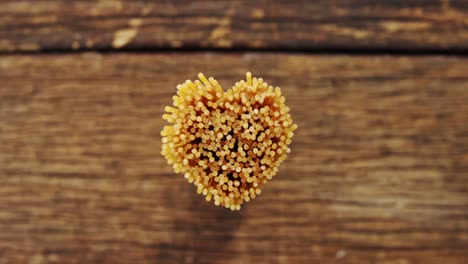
[{"xmin": 162, "ymin": 72, "xmax": 297, "ymax": 210}]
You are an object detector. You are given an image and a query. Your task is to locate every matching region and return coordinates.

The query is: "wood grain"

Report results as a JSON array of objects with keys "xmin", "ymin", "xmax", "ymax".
[
  {"xmin": 1, "ymin": 0, "xmax": 468, "ymax": 52},
  {"xmin": 0, "ymin": 53, "xmax": 468, "ymax": 263}
]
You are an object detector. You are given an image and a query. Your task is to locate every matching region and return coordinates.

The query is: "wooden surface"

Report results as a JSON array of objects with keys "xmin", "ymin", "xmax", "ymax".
[
  {"xmin": 1, "ymin": 53, "xmax": 467, "ymax": 263},
  {"xmin": 1, "ymin": 0, "xmax": 468, "ymax": 52},
  {"xmin": 1, "ymin": 0, "xmax": 468, "ymax": 263}
]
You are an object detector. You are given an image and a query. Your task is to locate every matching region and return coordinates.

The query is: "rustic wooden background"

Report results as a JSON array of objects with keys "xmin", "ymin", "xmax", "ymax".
[{"xmin": 1, "ymin": 1, "xmax": 468, "ymax": 263}]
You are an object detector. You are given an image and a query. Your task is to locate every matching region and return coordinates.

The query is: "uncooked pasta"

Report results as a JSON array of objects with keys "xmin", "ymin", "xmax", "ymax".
[{"xmin": 161, "ymin": 72, "xmax": 297, "ymax": 210}]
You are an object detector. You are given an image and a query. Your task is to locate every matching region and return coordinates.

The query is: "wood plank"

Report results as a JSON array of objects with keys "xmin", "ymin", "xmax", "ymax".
[
  {"xmin": 1, "ymin": 0, "xmax": 468, "ymax": 52},
  {"xmin": 0, "ymin": 53, "xmax": 467, "ymax": 263}
]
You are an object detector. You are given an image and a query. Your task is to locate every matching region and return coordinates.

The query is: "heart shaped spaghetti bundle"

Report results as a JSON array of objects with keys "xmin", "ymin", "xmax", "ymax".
[{"xmin": 161, "ymin": 72, "xmax": 297, "ymax": 210}]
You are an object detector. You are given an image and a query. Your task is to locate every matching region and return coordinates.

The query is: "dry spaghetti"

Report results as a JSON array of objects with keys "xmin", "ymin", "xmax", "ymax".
[{"xmin": 161, "ymin": 72, "xmax": 297, "ymax": 210}]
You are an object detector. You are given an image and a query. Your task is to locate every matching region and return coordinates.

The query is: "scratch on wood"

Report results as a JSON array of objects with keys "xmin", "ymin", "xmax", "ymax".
[
  {"xmin": 319, "ymin": 25, "xmax": 368, "ymax": 39},
  {"xmin": 209, "ymin": 8, "xmax": 234, "ymax": 47},
  {"xmin": 251, "ymin": 9, "xmax": 264, "ymax": 19},
  {"xmin": 129, "ymin": 18, "xmax": 143, "ymax": 27},
  {"xmin": 171, "ymin": 40, "xmax": 183, "ymax": 48},
  {"xmin": 380, "ymin": 21, "xmax": 431, "ymax": 33},
  {"xmin": 336, "ymin": 250, "xmax": 347, "ymax": 259},
  {"xmin": 112, "ymin": 28, "xmax": 138, "ymax": 48},
  {"xmin": 86, "ymin": 39, "xmax": 94, "ymax": 48},
  {"xmin": 72, "ymin": 41, "xmax": 80, "ymax": 50}
]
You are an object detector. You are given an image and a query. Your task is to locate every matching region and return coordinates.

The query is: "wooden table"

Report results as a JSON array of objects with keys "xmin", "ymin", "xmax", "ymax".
[{"xmin": 1, "ymin": 1, "xmax": 467, "ymax": 263}]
